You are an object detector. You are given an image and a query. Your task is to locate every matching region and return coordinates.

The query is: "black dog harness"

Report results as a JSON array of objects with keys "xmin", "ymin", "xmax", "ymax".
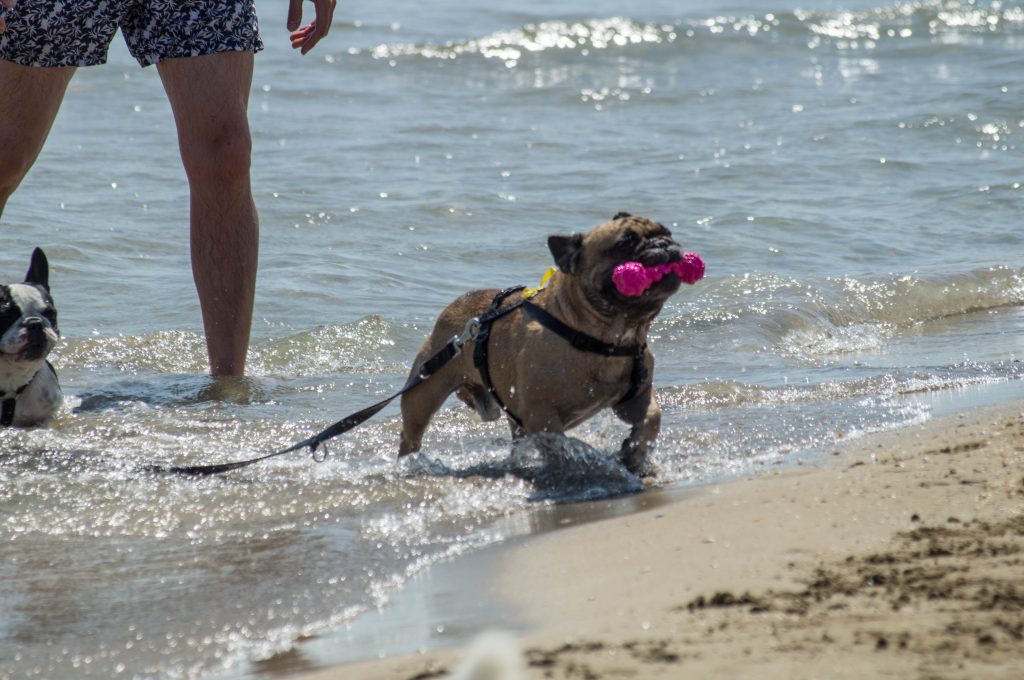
[
  {"xmin": 0, "ymin": 362, "xmax": 50, "ymax": 427},
  {"xmin": 0, "ymin": 389, "xmax": 24, "ymax": 427},
  {"xmin": 472, "ymin": 286, "xmax": 648, "ymax": 431}
]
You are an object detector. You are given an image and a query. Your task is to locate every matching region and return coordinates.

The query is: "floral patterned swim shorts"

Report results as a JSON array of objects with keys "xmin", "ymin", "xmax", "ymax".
[{"xmin": 0, "ymin": 0, "xmax": 263, "ymax": 68}]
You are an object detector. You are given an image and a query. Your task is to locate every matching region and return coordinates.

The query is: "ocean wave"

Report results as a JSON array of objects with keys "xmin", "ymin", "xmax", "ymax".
[
  {"xmin": 362, "ymin": 17, "xmax": 681, "ymax": 66},
  {"xmin": 675, "ymin": 265, "xmax": 1024, "ymax": 358},
  {"xmin": 659, "ymin": 360, "xmax": 1024, "ymax": 411},
  {"xmin": 797, "ymin": 0, "xmax": 1024, "ymax": 49},
  {"xmin": 353, "ymin": 1, "xmax": 1023, "ymax": 66}
]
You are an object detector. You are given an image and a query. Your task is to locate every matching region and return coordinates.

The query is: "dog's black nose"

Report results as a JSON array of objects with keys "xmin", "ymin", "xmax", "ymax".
[
  {"xmin": 23, "ymin": 318, "xmax": 49, "ymax": 344},
  {"xmin": 637, "ymin": 238, "xmax": 683, "ymax": 266}
]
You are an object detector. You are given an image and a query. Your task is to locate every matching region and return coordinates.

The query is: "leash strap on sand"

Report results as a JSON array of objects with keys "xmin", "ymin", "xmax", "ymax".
[{"xmin": 144, "ymin": 326, "xmax": 474, "ymax": 477}]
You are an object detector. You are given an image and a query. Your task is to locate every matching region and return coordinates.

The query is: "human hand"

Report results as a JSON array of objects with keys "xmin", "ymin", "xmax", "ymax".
[
  {"xmin": 287, "ymin": 0, "xmax": 336, "ymax": 55},
  {"xmin": 0, "ymin": 0, "xmax": 16, "ymax": 36}
]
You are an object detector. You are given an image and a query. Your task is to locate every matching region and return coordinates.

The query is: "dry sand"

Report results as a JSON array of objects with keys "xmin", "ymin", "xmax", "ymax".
[{"xmin": 296, "ymin": 400, "xmax": 1024, "ymax": 679}]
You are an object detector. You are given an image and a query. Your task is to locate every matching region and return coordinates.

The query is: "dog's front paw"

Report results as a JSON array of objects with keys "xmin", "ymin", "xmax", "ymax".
[{"xmin": 619, "ymin": 439, "xmax": 659, "ymax": 481}]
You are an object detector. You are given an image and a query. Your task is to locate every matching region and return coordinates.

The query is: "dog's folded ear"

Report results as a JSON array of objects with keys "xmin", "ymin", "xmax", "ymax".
[
  {"xmin": 548, "ymin": 233, "xmax": 584, "ymax": 274},
  {"xmin": 613, "ymin": 212, "xmax": 632, "ymax": 220},
  {"xmin": 25, "ymin": 248, "xmax": 50, "ymax": 291}
]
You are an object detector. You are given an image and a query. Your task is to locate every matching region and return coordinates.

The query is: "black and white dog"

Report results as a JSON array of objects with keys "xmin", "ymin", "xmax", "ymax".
[{"xmin": 0, "ymin": 249, "xmax": 62, "ymax": 427}]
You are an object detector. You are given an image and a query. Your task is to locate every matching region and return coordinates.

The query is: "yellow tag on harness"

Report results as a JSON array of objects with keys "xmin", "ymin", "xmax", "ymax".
[{"xmin": 522, "ymin": 267, "xmax": 556, "ymax": 299}]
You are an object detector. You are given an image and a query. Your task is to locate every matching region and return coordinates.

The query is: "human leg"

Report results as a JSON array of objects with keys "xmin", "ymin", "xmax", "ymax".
[
  {"xmin": 157, "ymin": 51, "xmax": 257, "ymax": 377},
  {"xmin": 0, "ymin": 61, "xmax": 75, "ymax": 215},
  {"xmin": 0, "ymin": 0, "xmax": 126, "ymax": 210}
]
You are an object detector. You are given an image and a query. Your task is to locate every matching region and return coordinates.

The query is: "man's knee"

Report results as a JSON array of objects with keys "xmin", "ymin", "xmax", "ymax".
[
  {"xmin": 180, "ymin": 120, "xmax": 253, "ymax": 189},
  {"xmin": 0, "ymin": 161, "xmax": 27, "ymax": 197},
  {"xmin": 0, "ymin": 148, "xmax": 35, "ymax": 204},
  {"xmin": 0, "ymin": 123, "xmax": 44, "ymax": 198},
  {"xmin": 0, "ymin": 62, "xmax": 76, "ymax": 206}
]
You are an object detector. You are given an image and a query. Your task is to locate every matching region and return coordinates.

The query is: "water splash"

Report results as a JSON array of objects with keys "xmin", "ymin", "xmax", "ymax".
[{"xmin": 405, "ymin": 432, "xmax": 644, "ymax": 502}]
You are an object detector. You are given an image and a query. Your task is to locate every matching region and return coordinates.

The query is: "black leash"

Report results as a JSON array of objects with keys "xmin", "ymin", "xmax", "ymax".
[{"xmin": 145, "ymin": 318, "xmax": 475, "ymax": 476}]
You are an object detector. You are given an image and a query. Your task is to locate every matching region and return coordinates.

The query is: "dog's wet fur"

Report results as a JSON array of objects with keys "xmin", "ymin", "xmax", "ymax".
[{"xmin": 399, "ymin": 214, "xmax": 685, "ymax": 475}]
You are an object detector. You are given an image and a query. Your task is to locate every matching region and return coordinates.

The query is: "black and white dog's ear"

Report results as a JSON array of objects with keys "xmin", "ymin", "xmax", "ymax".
[
  {"xmin": 25, "ymin": 248, "xmax": 50, "ymax": 291},
  {"xmin": 548, "ymin": 233, "xmax": 585, "ymax": 274}
]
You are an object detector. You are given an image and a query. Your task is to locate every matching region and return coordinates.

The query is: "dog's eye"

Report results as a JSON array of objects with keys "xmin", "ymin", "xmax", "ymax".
[
  {"xmin": 613, "ymin": 230, "xmax": 641, "ymax": 254},
  {"xmin": 42, "ymin": 307, "xmax": 57, "ymax": 324},
  {"xmin": 0, "ymin": 302, "xmax": 17, "ymax": 325}
]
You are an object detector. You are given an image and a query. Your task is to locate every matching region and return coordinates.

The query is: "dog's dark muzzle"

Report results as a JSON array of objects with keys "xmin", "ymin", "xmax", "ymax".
[
  {"xmin": 19, "ymin": 320, "xmax": 53, "ymax": 360},
  {"xmin": 635, "ymin": 238, "xmax": 683, "ymax": 268}
]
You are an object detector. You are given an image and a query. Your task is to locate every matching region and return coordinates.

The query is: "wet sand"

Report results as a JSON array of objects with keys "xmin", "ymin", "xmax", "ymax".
[{"xmin": 294, "ymin": 399, "xmax": 1024, "ymax": 679}]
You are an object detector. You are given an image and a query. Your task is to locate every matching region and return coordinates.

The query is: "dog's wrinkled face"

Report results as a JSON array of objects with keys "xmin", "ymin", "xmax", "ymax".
[
  {"xmin": 548, "ymin": 213, "xmax": 683, "ymax": 317},
  {"xmin": 0, "ymin": 250, "xmax": 59, "ymax": 363}
]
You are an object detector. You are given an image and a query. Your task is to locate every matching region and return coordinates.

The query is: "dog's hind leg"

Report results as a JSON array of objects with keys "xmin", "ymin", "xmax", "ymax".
[{"xmin": 399, "ymin": 374, "xmax": 460, "ymax": 456}]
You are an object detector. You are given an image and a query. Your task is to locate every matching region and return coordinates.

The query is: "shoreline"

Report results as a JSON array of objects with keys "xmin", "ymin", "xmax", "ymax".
[{"xmin": 284, "ymin": 397, "xmax": 1024, "ymax": 679}]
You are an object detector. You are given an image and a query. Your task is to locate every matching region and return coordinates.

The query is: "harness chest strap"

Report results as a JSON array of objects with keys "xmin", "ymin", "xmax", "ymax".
[
  {"xmin": 0, "ymin": 382, "xmax": 31, "ymax": 427},
  {"xmin": 472, "ymin": 288, "xmax": 649, "ymax": 429},
  {"xmin": 521, "ymin": 300, "xmax": 649, "ymax": 404},
  {"xmin": 1, "ymin": 398, "xmax": 15, "ymax": 427},
  {"xmin": 0, "ymin": 361, "xmax": 57, "ymax": 427}
]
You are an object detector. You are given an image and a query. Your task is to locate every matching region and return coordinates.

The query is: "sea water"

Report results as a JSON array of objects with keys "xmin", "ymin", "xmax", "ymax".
[{"xmin": 1, "ymin": 0, "xmax": 1022, "ymax": 677}]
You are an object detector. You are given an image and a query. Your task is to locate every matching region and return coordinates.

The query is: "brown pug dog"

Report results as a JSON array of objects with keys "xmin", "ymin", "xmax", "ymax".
[{"xmin": 399, "ymin": 213, "xmax": 689, "ymax": 475}]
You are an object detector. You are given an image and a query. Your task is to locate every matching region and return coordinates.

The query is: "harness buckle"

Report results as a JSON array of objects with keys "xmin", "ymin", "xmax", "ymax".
[{"xmin": 449, "ymin": 316, "xmax": 481, "ymax": 357}]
